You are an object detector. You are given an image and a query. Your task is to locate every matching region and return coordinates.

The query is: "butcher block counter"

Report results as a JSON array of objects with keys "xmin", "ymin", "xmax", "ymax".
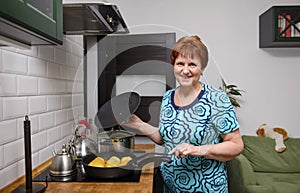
[{"xmin": 1, "ymin": 144, "xmax": 157, "ymax": 193}]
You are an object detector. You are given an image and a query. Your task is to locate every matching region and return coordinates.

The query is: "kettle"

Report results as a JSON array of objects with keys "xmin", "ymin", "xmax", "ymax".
[
  {"xmin": 69, "ymin": 120, "xmax": 98, "ymax": 160},
  {"xmin": 50, "ymin": 144, "xmax": 76, "ymax": 176}
]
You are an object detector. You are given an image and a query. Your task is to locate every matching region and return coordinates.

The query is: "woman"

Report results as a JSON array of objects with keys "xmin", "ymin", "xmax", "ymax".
[{"xmin": 123, "ymin": 35, "xmax": 244, "ymax": 193}]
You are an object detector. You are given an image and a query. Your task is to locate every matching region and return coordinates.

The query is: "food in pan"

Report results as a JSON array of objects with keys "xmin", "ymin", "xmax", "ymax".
[
  {"xmin": 120, "ymin": 156, "xmax": 133, "ymax": 166},
  {"xmin": 88, "ymin": 155, "xmax": 132, "ymax": 167},
  {"xmin": 88, "ymin": 157, "xmax": 106, "ymax": 167},
  {"xmin": 106, "ymin": 156, "xmax": 121, "ymax": 167}
]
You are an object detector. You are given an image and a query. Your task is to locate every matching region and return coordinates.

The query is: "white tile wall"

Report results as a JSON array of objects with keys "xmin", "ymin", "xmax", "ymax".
[
  {"xmin": 28, "ymin": 57, "xmax": 47, "ymax": 77},
  {"xmin": 0, "ymin": 98, "xmax": 2, "ymax": 121},
  {"xmin": 2, "ymin": 97, "xmax": 28, "ymax": 119},
  {"xmin": 0, "ymin": 35, "xmax": 84, "ymax": 189},
  {"xmin": 17, "ymin": 75, "xmax": 38, "ymax": 95},
  {"xmin": 38, "ymin": 77, "xmax": 54, "ymax": 94},
  {"xmin": 2, "ymin": 50, "xmax": 27, "ymax": 74},
  {"xmin": 0, "ymin": 145, "xmax": 4, "ymax": 169},
  {"xmin": 0, "ymin": 73, "xmax": 17, "ymax": 96},
  {"xmin": 55, "ymin": 109, "xmax": 68, "ymax": 125},
  {"xmin": 47, "ymin": 126, "xmax": 61, "ymax": 145},
  {"xmin": 39, "ymin": 112, "xmax": 55, "ymax": 131},
  {"xmin": 3, "ymin": 139, "xmax": 24, "ymax": 167},
  {"xmin": 47, "ymin": 95, "xmax": 61, "ymax": 111},
  {"xmin": 29, "ymin": 96, "xmax": 47, "ymax": 114}
]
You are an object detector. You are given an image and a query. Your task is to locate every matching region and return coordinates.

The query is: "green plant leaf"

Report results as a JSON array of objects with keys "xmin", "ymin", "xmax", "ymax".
[
  {"xmin": 229, "ymin": 90, "xmax": 242, "ymax": 96},
  {"xmin": 219, "ymin": 77, "xmax": 244, "ymax": 108}
]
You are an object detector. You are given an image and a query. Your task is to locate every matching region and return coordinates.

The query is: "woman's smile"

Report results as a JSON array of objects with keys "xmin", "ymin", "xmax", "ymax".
[{"xmin": 174, "ymin": 55, "xmax": 202, "ymax": 87}]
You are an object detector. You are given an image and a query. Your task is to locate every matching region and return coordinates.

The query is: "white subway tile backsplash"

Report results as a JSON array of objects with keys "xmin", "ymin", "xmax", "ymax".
[
  {"xmin": 39, "ymin": 144, "xmax": 54, "ymax": 164},
  {"xmin": 2, "ymin": 50, "xmax": 27, "ymax": 74},
  {"xmin": 31, "ymin": 131, "xmax": 47, "ymax": 153},
  {"xmin": 61, "ymin": 95, "xmax": 72, "ymax": 109},
  {"xmin": 55, "ymin": 110, "xmax": 68, "ymax": 125},
  {"xmin": 38, "ymin": 46, "xmax": 54, "ymax": 61},
  {"xmin": 0, "ymin": 163, "xmax": 18, "ymax": 188},
  {"xmin": 0, "ymin": 119, "xmax": 17, "ymax": 145},
  {"xmin": 61, "ymin": 121, "xmax": 74, "ymax": 138},
  {"xmin": 0, "ymin": 73, "xmax": 17, "ymax": 96},
  {"xmin": 18, "ymin": 152, "xmax": 39, "ymax": 178},
  {"xmin": 54, "ymin": 48, "xmax": 67, "ymax": 65},
  {"xmin": 0, "ymin": 98, "xmax": 2, "ymax": 121},
  {"xmin": 28, "ymin": 57, "xmax": 47, "ymax": 77},
  {"xmin": 16, "ymin": 46, "xmax": 38, "ymax": 57},
  {"xmin": 67, "ymin": 108, "xmax": 74, "ymax": 121},
  {"xmin": 3, "ymin": 139, "xmax": 24, "ymax": 167},
  {"xmin": 47, "ymin": 95, "xmax": 61, "ymax": 111},
  {"xmin": 66, "ymin": 52, "xmax": 78, "ymax": 67},
  {"xmin": 0, "ymin": 145, "xmax": 4, "ymax": 169},
  {"xmin": 29, "ymin": 96, "xmax": 46, "ymax": 114},
  {"xmin": 47, "ymin": 126, "xmax": 61, "ymax": 145},
  {"xmin": 61, "ymin": 65, "xmax": 75, "ymax": 80},
  {"xmin": 0, "ymin": 50, "xmax": 2, "ymax": 72},
  {"xmin": 17, "ymin": 75, "xmax": 38, "ymax": 95},
  {"xmin": 17, "ymin": 115, "xmax": 39, "ymax": 139},
  {"xmin": 39, "ymin": 112, "xmax": 55, "ymax": 131},
  {"xmin": 70, "ymin": 80, "xmax": 84, "ymax": 94},
  {"xmin": 72, "ymin": 94, "xmax": 84, "ymax": 106},
  {"xmin": 38, "ymin": 77, "xmax": 54, "ymax": 95},
  {"xmin": 47, "ymin": 62, "xmax": 61, "ymax": 79},
  {"xmin": 54, "ymin": 79, "xmax": 67, "ymax": 94},
  {"xmin": 0, "ymin": 36, "xmax": 84, "ymax": 190},
  {"xmin": 3, "ymin": 97, "xmax": 27, "ymax": 120},
  {"xmin": 31, "ymin": 152, "xmax": 40, "ymax": 170}
]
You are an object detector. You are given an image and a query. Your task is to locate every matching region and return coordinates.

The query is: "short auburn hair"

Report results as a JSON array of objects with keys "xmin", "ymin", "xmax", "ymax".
[{"xmin": 170, "ymin": 35, "xmax": 208, "ymax": 70}]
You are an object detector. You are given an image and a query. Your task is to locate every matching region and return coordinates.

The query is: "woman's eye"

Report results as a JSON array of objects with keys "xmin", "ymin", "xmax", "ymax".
[
  {"xmin": 176, "ymin": 62, "xmax": 184, "ymax": 66},
  {"xmin": 189, "ymin": 63, "xmax": 197, "ymax": 67}
]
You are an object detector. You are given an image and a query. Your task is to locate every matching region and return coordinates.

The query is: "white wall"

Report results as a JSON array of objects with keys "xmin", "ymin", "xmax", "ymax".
[
  {"xmin": 108, "ymin": 0, "xmax": 300, "ymax": 137},
  {"xmin": 0, "ymin": 35, "xmax": 84, "ymax": 189}
]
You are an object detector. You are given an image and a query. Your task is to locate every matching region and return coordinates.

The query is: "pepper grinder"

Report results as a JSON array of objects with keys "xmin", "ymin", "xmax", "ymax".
[{"xmin": 13, "ymin": 115, "xmax": 47, "ymax": 193}]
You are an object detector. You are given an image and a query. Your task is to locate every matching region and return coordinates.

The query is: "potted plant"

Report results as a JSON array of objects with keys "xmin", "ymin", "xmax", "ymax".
[{"xmin": 220, "ymin": 78, "xmax": 244, "ymax": 108}]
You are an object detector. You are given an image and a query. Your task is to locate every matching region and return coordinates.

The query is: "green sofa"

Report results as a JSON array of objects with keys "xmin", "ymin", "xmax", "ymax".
[{"xmin": 227, "ymin": 135, "xmax": 300, "ymax": 193}]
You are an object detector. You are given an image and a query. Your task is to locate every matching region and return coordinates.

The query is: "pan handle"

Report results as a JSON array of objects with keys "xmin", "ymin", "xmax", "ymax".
[{"xmin": 130, "ymin": 153, "xmax": 172, "ymax": 169}]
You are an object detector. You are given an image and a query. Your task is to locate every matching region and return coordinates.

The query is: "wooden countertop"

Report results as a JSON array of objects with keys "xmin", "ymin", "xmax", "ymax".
[{"xmin": 1, "ymin": 144, "xmax": 156, "ymax": 193}]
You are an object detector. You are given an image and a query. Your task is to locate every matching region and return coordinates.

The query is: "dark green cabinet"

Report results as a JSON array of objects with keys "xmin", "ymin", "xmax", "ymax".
[
  {"xmin": 0, "ymin": 0, "xmax": 63, "ymax": 46},
  {"xmin": 259, "ymin": 6, "xmax": 300, "ymax": 48}
]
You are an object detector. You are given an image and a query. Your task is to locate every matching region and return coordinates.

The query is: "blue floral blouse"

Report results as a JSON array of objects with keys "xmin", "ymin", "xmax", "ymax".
[{"xmin": 158, "ymin": 83, "xmax": 240, "ymax": 193}]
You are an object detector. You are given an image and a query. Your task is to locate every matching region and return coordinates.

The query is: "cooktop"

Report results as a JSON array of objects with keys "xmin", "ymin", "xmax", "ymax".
[{"xmin": 33, "ymin": 164, "xmax": 141, "ymax": 183}]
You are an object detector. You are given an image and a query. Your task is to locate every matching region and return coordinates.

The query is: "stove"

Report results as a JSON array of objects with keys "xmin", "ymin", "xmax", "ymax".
[
  {"xmin": 33, "ymin": 150, "xmax": 145, "ymax": 184},
  {"xmin": 33, "ymin": 160, "xmax": 141, "ymax": 183}
]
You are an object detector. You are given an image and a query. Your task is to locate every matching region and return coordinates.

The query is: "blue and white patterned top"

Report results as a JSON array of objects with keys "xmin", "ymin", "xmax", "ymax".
[{"xmin": 158, "ymin": 82, "xmax": 240, "ymax": 193}]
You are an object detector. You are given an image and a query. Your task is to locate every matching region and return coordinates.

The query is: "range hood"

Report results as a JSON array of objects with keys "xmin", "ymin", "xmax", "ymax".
[{"xmin": 63, "ymin": 0, "xmax": 129, "ymax": 35}]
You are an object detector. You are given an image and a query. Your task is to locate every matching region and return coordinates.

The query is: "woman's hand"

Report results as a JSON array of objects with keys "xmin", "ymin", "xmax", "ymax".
[
  {"xmin": 121, "ymin": 114, "xmax": 164, "ymax": 145},
  {"xmin": 169, "ymin": 143, "xmax": 212, "ymax": 158},
  {"xmin": 121, "ymin": 114, "xmax": 144, "ymax": 130}
]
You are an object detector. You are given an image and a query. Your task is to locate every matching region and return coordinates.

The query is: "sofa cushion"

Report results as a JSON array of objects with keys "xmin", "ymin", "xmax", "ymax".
[
  {"xmin": 253, "ymin": 172, "xmax": 300, "ymax": 193},
  {"xmin": 242, "ymin": 135, "xmax": 300, "ymax": 173}
]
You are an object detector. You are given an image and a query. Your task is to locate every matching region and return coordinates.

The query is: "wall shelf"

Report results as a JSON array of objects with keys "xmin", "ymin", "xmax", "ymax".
[{"xmin": 259, "ymin": 6, "xmax": 300, "ymax": 48}]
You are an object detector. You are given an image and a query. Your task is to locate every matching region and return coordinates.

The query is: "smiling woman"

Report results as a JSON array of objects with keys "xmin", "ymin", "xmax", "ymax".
[{"xmin": 122, "ymin": 35, "xmax": 244, "ymax": 193}]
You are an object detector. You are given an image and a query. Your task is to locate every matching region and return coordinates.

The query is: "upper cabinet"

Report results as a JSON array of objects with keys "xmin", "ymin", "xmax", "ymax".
[
  {"xmin": 0, "ymin": 0, "xmax": 63, "ymax": 47},
  {"xmin": 259, "ymin": 6, "xmax": 300, "ymax": 48}
]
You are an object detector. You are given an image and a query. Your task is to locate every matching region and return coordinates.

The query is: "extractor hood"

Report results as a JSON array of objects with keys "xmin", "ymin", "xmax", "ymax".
[{"xmin": 63, "ymin": 0, "xmax": 129, "ymax": 35}]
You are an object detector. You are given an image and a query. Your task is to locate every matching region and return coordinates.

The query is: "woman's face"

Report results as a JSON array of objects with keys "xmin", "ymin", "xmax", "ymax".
[{"xmin": 174, "ymin": 54, "xmax": 202, "ymax": 88}]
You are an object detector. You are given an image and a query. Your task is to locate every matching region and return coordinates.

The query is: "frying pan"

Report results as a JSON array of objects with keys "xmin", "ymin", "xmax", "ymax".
[
  {"xmin": 82, "ymin": 152, "xmax": 172, "ymax": 179},
  {"xmin": 95, "ymin": 92, "xmax": 141, "ymax": 129}
]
